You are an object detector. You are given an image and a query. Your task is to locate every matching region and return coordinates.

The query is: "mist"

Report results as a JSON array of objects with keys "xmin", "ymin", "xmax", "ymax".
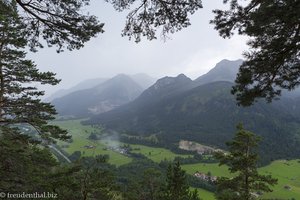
[{"xmin": 27, "ymin": 1, "xmax": 248, "ymax": 97}]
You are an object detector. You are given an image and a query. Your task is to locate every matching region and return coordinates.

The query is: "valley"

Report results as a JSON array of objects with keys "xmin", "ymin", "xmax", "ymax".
[
  {"xmin": 53, "ymin": 119, "xmax": 133, "ymax": 166},
  {"xmin": 54, "ymin": 119, "xmax": 194, "ymax": 165},
  {"xmin": 53, "ymin": 119, "xmax": 300, "ymax": 200},
  {"xmin": 3, "ymin": 2, "xmax": 299, "ymax": 199},
  {"xmin": 48, "ymin": 59, "xmax": 300, "ymax": 199}
]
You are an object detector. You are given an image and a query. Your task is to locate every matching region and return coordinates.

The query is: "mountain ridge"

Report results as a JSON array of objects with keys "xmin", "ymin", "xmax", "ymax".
[
  {"xmin": 52, "ymin": 74, "xmax": 146, "ymax": 117},
  {"xmin": 86, "ymin": 59, "xmax": 300, "ymax": 163}
]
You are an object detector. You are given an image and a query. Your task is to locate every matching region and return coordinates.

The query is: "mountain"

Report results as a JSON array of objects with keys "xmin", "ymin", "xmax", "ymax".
[
  {"xmin": 87, "ymin": 60, "xmax": 300, "ymax": 163},
  {"xmin": 52, "ymin": 74, "xmax": 144, "ymax": 117},
  {"xmin": 130, "ymin": 73, "xmax": 157, "ymax": 89},
  {"xmin": 46, "ymin": 74, "xmax": 156, "ymax": 102},
  {"xmin": 194, "ymin": 59, "xmax": 243, "ymax": 85},
  {"xmin": 45, "ymin": 77, "xmax": 108, "ymax": 102},
  {"xmin": 136, "ymin": 74, "xmax": 193, "ymax": 104},
  {"xmin": 85, "ymin": 74, "xmax": 193, "ymax": 125}
]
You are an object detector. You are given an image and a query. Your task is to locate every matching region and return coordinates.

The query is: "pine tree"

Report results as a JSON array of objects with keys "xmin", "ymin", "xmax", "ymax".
[
  {"xmin": 0, "ymin": 127, "xmax": 58, "ymax": 192},
  {"xmin": 139, "ymin": 168, "xmax": 164, "ymax": 200},
  {"xmin": 0, "ymin": 3, "xmax": 75, "ymax": 195},
  {"xmin": 106, "ymin": 0, "xmax": 203, "ymax": 42},
  {"xmin": 189, "ymin": 189, "xmax": 200, "ymax": 200},
  {"xmin": 0, "ymin": 2, "xmax": 120, "ymax": 199},
  {"xmin": 165, "ymin": 161, "xmax": 201, "ymax": 200},
  {"xmin": 2, "ymin": 0, "xmax": 104, "ymax": 52},
  {"xmin": 211, "ymin": 0, "xmax": 300, "ymax": 106},
  {"xmin": 76, "ymin": 156, "xmax": 117, "ymax": 200},
  {"xmin": 0, "ymin": 3, "xmax": 69, "ymax": 142},
  {"xmin": 165, "ymin": 161, "xmax": 189, "ymax": 200},
  {"xmin": 215, "ymin": 124, "xmax": 277, "ymax": 200}
]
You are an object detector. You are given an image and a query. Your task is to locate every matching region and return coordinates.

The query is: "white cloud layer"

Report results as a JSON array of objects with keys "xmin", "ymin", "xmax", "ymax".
[{"xmin": 27, "ymin": 0, "xmax": 249, "ymax": 96}]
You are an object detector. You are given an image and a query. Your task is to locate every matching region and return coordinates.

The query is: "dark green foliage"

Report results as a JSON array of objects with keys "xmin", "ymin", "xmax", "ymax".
[
  {"xmin": 165, "ymin": 161, "xmax": 190, "ymax": 200},
  {"xmin": 88, "ymin": 132, "xmax": 99, "ymax": 140},
  {"xmin": 7, "ymin": 0, "xmax": 104, "ymax": 52},
  {"xmin": 189, "ymin": 189, "xmax": 200, "ymax": 200},
  {"xmin": 89, "ymin": 81, "xmax": 300, "ymax": 164},
  {"xmin": 0, "ymin": 127, "xmax": 58, "ymax": 192},
  {"xmin": 47, "ymin": 155, "xmax": 118, "ymax": 200},
  {"xmin": 0, "ymin": 126, "xmax": 118, "ymax": 199},
  {"xmin": 174, "ymin": 155, "xmax": 217, "ymax": 164},
  {"xmin": 187, "ymin": 175, "xmax": 216, "ymax": 193},
  {"xmin": 115, "ymin": 158, "xmax": 206, "ymax": 200},
  {"xmin": 106, "ymin": 0, "xmax": 203, "ymax": 42},
  {"xmin": 69, "ymin": 151, "xmax": 82, "ymax": 162},
  {"xmin": 164, "ymin": 161, "xmax": 201, "ymax": 200},
  {"xmin": 215, "ymin": 124, "xmax": 277, "ymax": 200},
  {"xmin": 47, "ymin": 165, "xmax": 83, "ymax": 200},
  {"xmin": 0, "ymin": 3, "xmax": 69, "ymax": 141},
  {"xmin": 138, "ymin": 168, "xmax": 165, "ymax": 200},
  {"xmin": 76, "ymin": 157, "xmax": 118, "ymax": 200},
  {"xmin": 116, "ymin": 158, "xmax": 163, "ymax": 200},
  {"xmin": 211, "ymin": 0, "xmax": 300, "ymax": 105}
]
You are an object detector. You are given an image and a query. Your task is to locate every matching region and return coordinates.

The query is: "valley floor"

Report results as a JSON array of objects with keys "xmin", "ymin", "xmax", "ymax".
[{"xmin": 53, "ymin": 119, "xmax": 300, "ymax": 200}]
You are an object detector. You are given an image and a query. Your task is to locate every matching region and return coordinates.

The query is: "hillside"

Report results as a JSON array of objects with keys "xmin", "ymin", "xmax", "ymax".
[
  {"xmin": 52, "ymin": 74, "xmax": 144, "ymax": 117},
  {"xmin": 193, "ymin": 59, "xmax": 242, "ymax": 85},
  {"xmin": 136, "ymin": 74, "xmax": 193, "ymax": 104},
  {"xmin": 45, "ymin": 77, "xmax": 108, "ymax": 102},
  {"xmin": 87, "ymin": 60, "xmax": 300, "ymax": 163},
  {"xmin": 46, "ymin": 73, "xmax": 156, "ymax": 102}
]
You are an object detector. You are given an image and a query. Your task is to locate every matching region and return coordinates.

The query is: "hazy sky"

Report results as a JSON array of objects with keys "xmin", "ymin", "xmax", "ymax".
[{"xmin": 27, "ymin": 1, "xmax": 249, "ymax": 96}]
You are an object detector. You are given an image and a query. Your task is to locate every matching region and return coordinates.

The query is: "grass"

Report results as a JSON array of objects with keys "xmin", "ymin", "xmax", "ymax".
[
  {"xmin": 190, "ymin": 187, "xmax": 215, "ymax": 200},
  {"xmin": 182, "ymin": 163, "xmax": 231, "ymax": 177},
  {"xmin": 183, "ymin": 160, "xmax": 300, "ymax": 200},
  {"xmin": 131, "ymin": 144, "xmax": 192, "ymax": 163},
  {"xmin": 53, "ymin": 119, "xmax": 132, "ymax": 166},
  {"xmin": 53, "ymin": 119, "xmax": 192, "ymax": 165},
  {"xmin": 259, "ymin": 159, "xmax": 300, "ymax": 199},
  {"xmin": 53, "ymin": 119, "xmax": 300, "ymax": 199}
]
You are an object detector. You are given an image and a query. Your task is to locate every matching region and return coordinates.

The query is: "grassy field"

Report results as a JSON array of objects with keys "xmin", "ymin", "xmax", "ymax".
[
  {"xmin": 259, "ymin": 160, "xmax": 300, "ymax": 199},
  {"xmin": 53, "ymin": 119, "xmax": 300, "ymax": 199},
  {"xmin": 131, "ymin": 144, "xmax": 192, "ymax": 163},
  {"xmin": 182, "ymin": 163, "xmax": 231, "ymax": 177},
  {"xmin": 190, "ymin": 187, "xmax": 215, "ymax": 200},
  {"xmin": 183, "ymin": 160, "xmax": 300, "ymax": 200},
  {"xmin": 53, "ymin": 119, "xmax": 192, "ymax": 165},
  {"xmin": 53, "ymin": 119, "xmax": 132, "ymax": 166}
]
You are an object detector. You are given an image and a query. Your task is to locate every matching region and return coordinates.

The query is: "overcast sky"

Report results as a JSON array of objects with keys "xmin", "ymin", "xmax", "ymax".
[{"xmin": 27, "ymin": 0, "xmax": 249, "ymax": 96}]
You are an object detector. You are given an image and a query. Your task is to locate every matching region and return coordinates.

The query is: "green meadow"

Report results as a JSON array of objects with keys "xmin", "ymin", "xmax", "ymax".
[
  {"xmin": 191, "ymin": 188, "xmax": 215, "ymax": 200},
  {"xmin": 182, "ymin": 163, "xmax": 231, "ymax": 177},
  {"xmin": 53, "ymin": 119, "xmax": 192, "ymax": 165},
  {"xmin": 259, "ymin": 160, "xmax": 300, "ymax": 199},
  {"xmin": 182, "ymin": 160, "xmax": 300, "ymax": 200},
  {"xmin": 53, "ymin": 119, "xmax": 300, "ymax": 199},
  {"xmin": 53, "ymin": 119, "xmax": 132, "ymax": 166},
  {"xmin": 131, "ymin": 144, "xmax": 192, "ymax": 162}
]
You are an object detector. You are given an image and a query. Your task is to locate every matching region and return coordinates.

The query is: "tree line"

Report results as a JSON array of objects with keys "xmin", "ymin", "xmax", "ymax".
[{"xmin": 1, "ymin": 0, "xmax": 297, "ymax": 199}]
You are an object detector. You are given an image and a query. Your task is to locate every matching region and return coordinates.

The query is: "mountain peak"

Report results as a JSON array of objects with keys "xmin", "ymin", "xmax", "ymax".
[
  {"xmin": 137, "ymin": 74, "xmax": 192, "ymax": 101},
  {"xmin": 53, "ymin": 74, "xmax": 144, "ymax": 117},
  {"xmin": 176, "ymin": 73, "xmax": 190, "ymax": 79},
  {"xmin": 111, "ymin": 73, "xmax": 131, "ymax": 80},
  {"xmin": 194, "ymin": 59, "xmax": 243, "ymax": 85},
  {"xmin": 217, "ymin": 58, "xmax": 243, "ymax": 64},
  {"xmin": 214, "ymin": 59, "xmax": 243, "ymax": 71},
  {"xmin": 154, "ymin": 74, "xmax": 191, "ymax": 89}
]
